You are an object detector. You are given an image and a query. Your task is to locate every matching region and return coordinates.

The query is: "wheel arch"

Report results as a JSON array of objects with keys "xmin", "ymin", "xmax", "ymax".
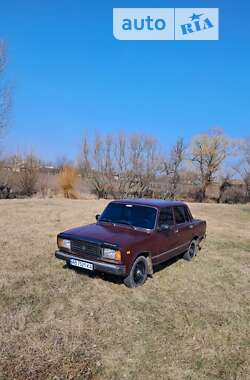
[{"xmin": 135, "ymin": 251, "xmax": 153, "ymax": 276}]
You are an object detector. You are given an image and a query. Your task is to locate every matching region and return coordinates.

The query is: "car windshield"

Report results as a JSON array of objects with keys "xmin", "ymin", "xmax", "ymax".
[{"xmin": 99, "ymin": 203, "xmax": 157, "ymax": 230}]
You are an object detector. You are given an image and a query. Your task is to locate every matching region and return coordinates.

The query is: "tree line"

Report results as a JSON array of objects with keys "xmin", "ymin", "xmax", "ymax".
[{"xmin": 75, "ymin": 129, "xmax": 249, "ymax": 202}]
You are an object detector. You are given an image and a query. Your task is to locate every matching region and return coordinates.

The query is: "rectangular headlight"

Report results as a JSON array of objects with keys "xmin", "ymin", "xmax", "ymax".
[
  {"xmin": 103, "ymin": 248, "xmax": 121, "ymax": 261},
  {"xmin": 58, "ymin": 238, "xmax": 71, "ymax": 250}
]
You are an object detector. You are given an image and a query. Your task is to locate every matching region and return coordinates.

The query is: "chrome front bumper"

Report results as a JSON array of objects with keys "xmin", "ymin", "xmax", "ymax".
[{"xmin": 55, "ymin": 250, "xmax": 126, "ymax": 276}]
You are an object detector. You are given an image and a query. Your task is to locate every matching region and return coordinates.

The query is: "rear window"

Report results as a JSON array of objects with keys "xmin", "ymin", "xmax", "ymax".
[
  {"xmin": 174, "ymin": 206, "xmax": 189, "ymax": 224},
  {"xmin": 100, "ymin": 203, "xmax": 157, "ymax": 229}
]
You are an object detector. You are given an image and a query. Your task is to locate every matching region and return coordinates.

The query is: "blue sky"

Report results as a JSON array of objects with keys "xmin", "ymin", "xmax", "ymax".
[{"xmin": 1, "ymin": 0, "xmax": 249, "ymax": 161}]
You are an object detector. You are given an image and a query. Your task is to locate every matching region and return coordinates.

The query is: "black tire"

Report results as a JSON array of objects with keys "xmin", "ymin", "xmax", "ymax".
[
  {"xmin": 183, "ymin": 240, "xmax": 198, "ymax": 261},
  {"xmin": 123, "ymin": 256, "xmax": 148, "ymax": 288}
]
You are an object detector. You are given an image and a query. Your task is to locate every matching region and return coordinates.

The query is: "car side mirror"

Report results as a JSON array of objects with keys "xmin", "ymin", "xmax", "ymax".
[
  {"xmin": 158, "ymin": 224, "xmax": 169, "ymax": 232},
  {"xmin": 95, "ymin": 214, "xmax": 100, "ymax": 221}
]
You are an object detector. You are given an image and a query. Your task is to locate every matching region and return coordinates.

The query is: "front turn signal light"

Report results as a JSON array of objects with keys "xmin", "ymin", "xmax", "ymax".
[{"xmin": 115, "ymin": 250, "xmax": 121, "ymax": 262}]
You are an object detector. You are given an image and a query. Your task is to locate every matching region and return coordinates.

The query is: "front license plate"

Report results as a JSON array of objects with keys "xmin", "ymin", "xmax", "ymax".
[{"xmin": 70, "ymin": 259, "xmax": 93, "ymax": 271}]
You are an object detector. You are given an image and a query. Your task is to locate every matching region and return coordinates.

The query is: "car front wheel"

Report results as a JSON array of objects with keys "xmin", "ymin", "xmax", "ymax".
[{"xmin": 123, "ymin": 256, "xmax": 148, "ymax": 288}]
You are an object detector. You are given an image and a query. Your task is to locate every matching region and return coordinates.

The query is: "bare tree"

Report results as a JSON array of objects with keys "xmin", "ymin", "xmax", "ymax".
[
  {"xmin": 78, "ymin": 133, "xmax": 91, "ymax": 177},
  {"xmin": 104, "ymin": 133, "xmax": 113, "ymax": 174},
  {"xmin": 80, "ymin": 131, "xmax": 160, "ymax": 199},
  {"xmin": 162, "ymin": 138, "xmax": 185, "ymax": 199},
  {"xmin": 129, "ymin": 134, "xmax": 144, "ymax": 175},
  {"xmin": 144, "ymin": 136, "xmax": 159, "ymax": 178},
  {"xmin": 91, "ymin": 131, "xmax": 114, "ymax": 198},
  {"xmin": 234, "ymin": 137, "xmax": 250, "ymax": 200},
  {"xmin": 191, "ymin": 129, "xmax": 229, "ymax": 201},
  {"xmin": 114, "ymin": 131, "xmax": 129, "ymax": 197},
  {"xmin": 0, "ymin": 56, "xmax": 15, "ymax": 196},
  {"xmin": 18, "ymin": 154, "xmax": 40, "ymax": 196},
  {"xmin": 141, "ymin": 135, "xmax": 160, "ymax": 196},
  {"xmin": 115, "ymin": 131, "xmax": 128, "ymax": 174},
  {"xmin": 93, "ymin": 131, "xmax": 103, "ymax": 172},
  {"xmin": 78, "ymin": 131, "xmax": 108, "ymax": 198},
  {"xmin": 123, "ymin": 134, "xmax": 160, "ymax": 198},
  {"xmin": 0, "ymin": 40, "xmax": 11, "ymax": 143},
  {"xmin": 0, "ymin": 39, "xmax": 11, "ymax": 193}
]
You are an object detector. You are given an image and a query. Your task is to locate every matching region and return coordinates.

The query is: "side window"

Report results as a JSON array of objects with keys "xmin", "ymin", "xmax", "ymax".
[
  {"xmin": 158, "ymin": 208, "xmax": 174, "ymax": 227},
  {"xmin": 174, "ymin": 206, "xmax": 186, "ymax": 224}
]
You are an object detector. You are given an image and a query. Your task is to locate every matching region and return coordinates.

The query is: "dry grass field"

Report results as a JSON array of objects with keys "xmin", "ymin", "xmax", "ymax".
[{"xmin": 0, "ymin": 199, "xmax": 249, "ymax": 380}]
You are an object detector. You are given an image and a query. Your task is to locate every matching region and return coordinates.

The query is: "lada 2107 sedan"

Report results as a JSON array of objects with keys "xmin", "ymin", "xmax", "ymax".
[{"xmin": 55, "ymin": 199, "xmax": 206, "ymax": 288}]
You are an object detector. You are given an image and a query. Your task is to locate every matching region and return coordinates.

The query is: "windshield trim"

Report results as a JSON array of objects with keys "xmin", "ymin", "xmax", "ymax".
[{"xmin": 99, "ymin": 202, "xmax": 159, "ymax": 231}]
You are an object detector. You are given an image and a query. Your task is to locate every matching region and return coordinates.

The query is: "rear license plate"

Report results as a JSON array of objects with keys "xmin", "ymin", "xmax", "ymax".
[{"xmin": 70, "ymin": 259, "xmax": 93, "ymax": 271}]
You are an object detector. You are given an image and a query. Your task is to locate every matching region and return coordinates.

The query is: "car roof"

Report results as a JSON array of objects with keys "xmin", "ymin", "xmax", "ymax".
[{"xmin": 111, "ymin": 198, "xmax": 186, "ymax": 209}]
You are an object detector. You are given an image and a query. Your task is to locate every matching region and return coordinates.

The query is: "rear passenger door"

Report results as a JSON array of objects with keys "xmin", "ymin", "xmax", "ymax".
[{"xmin": 173, "ymin": 206, "xmax": 192, "ymax": 254}]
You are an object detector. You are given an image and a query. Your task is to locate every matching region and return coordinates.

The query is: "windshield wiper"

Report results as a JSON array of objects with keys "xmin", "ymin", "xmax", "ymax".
[
  {"xmin": 115, "ymin": 220, "xmax": 136, "ymax": 230},
  {"xmin": 99, "ymin": 218, "xmax": 136, "ymax": 230},
  {"xmin": 99, "ymin": 217, "xmax": 113, "ymax": 224}
]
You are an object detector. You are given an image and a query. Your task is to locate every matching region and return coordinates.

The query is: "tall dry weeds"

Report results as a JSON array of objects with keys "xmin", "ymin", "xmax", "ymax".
[{"xmin": 58, "ymin": 165, "xmax": 78, "ymax": 199}]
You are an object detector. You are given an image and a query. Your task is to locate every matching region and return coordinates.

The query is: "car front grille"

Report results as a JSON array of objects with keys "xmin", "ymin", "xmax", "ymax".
[{"xmin": 70, "ymin": 239, "xmax": 102, "ymax": 258}]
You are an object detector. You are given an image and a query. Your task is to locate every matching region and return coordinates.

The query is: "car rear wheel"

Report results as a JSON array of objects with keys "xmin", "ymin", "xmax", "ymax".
[
  {"xmin": 123, "ymin": 256, "xmax": 148, "ymax": 288},
  {"xmin": 183, "ymin": 240, "xmax": 198, "ymax": 261}
]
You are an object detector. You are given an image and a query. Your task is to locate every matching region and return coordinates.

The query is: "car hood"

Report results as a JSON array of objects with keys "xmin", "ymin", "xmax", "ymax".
[{"xmin": 60, "ymin": 222, "xmax": 151, "ymax": 249}]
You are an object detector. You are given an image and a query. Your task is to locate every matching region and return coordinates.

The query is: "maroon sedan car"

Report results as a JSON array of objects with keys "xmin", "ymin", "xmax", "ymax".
[{"xmin": 55, "ymin": 199, "xmax": 206, "ymax": 287}]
